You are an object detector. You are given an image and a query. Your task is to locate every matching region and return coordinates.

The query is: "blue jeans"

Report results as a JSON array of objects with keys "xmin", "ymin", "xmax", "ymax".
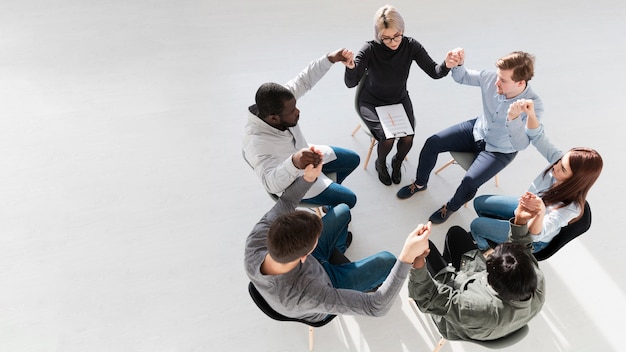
[
  {"xmin": 470, "ymin": 195, "xmax": 518, "ymax": 250},
  {"xmin": 470, "ymin": 195, "xmax": 548, "ymax": 252},
  {"xmin": 312, "ymin": 204, "xmax": 396, "ymax": 292},
  {"xmin": 415, "ymin": 119, "xmax": 517, "ymax": 211},
  {"xmin": 303, "ymin": 146, "xmax": 360, "ymax": 208}
]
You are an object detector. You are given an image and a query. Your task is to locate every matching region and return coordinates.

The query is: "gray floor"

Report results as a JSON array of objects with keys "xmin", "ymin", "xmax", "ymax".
[{"xmin": 2, "ymin": 0, "xmax": 625, "ymax": 351}]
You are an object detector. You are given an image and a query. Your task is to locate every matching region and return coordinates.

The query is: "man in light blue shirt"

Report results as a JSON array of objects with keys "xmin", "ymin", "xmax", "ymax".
[{"xmin": 397, "ymin": 50, "xmax": 543, "ymax": 224}]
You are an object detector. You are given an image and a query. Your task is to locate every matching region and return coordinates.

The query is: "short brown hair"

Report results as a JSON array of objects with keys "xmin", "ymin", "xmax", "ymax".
[
  {"xmin": 267, "ymin": 211, "xmax": 322, "ymax": 263},
  {"xmin": 496, "ymin": 51, "xmax": 535, "ymax": 82}
]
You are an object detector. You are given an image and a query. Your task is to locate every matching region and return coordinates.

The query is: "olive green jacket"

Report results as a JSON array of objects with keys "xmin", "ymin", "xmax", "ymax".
[{"xmin": 408, "ymin": 222, "xmax": 545, "ymax": 341}]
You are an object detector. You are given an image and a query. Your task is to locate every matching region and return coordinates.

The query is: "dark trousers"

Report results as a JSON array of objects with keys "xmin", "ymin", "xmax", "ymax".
[
  {"xmin": 415, "ymin": 119, "xmax": 517, "ymax": 211},
  {"xmin": 426, "ymin": 225, "xmax": 479, "ymax": 276}
]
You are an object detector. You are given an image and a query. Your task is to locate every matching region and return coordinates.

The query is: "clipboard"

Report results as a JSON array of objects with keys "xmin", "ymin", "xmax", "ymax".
[{"xmin": 375, "ymin": 104, "xmax": 414, "ymax": 139}]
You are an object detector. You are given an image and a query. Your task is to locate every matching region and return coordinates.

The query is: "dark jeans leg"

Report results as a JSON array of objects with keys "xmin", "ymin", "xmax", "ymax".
[
  {"xmin": 415, "ymin": 119, "xmax": 477, "ymax": 186},
  {"xmin": 323, "ymin": 146, "xmax": 360, "ymax": 184},
  {"xmin": 446, "ymin": 150, "xmax": 517, "ymax": 211},
  {"xmin": 443, "ymin": 226, "xmax": 479, "ymax": 270},
  {"xmin": 426, "ymin": 240, "xmax": 448, "ymax": 276}
]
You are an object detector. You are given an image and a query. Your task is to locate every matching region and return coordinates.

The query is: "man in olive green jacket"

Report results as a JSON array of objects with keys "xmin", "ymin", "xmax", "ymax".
[{"xmin": 408, "ymin": 194, "xmax": 545, "ymax": 341}]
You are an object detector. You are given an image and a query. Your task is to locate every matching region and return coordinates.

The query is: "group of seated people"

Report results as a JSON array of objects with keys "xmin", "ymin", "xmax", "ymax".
[{"xmin": 243, "ymin": 4, "xmax": 603, "ymax": 343}]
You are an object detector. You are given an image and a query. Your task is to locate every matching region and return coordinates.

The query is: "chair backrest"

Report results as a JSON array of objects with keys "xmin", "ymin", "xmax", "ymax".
[
  {"xmin": 533, "ymin": 201, "xmax": 592, "ymax": 261},
  {"xmin": 248, "ymin": 282, "xmax": 336, "ymax": 328},
  {"xmin": 354, "ymin": 72, "xmax": 373, "ymax": 136}
]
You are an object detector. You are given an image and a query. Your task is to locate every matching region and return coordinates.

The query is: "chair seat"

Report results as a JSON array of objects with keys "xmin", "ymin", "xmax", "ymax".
[
  {"xmin": 248, "ymin": 282, "xmax": 336, "ymax": 351},
  {"xmin": 248, "ymin": 282, "xmax": 336, "ymax": 327}
]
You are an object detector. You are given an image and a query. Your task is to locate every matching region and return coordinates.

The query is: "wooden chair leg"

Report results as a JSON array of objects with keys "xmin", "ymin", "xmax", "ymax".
[
  {"xmin": 433, "ymin": 337, "xmax": 447, "ymax": 352},
  {"xmin": 309, "ymin": 326, "xmax": 314, "ymax": 351},
  {"xmin": 351, "ymin": 124, "xmax": 361, "ymax": 137},
  {"xmin": 363, "ymin": 137, "xmax": 376, "ymax": 170},
  {"xmin": 435, "ymin": 159, "xmax": 455, "ymax": 174}
]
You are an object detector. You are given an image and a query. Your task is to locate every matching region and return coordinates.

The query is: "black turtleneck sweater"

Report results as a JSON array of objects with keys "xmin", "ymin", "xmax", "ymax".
[{"xmin": 345, "ymin": 36, "xmax": 449, "ymax": 105}]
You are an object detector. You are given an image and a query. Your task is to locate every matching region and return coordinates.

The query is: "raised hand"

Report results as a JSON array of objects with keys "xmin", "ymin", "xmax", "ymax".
[
  {"xmin": 507, "ymin": 99, "xmax": 532, "ymax": 121},
  {"xmin": 514, "ymin": 192, "xmax": 542, "ymax": 224},
  {"xmin": 446, "ymin": 47, "xmax": 464, "ymax": 68},
  {"xmin": 399, "ymin": 222, "xmax": 432, "ymax": 265},
  {"xmin": 328, "ymin": 48, "xmax": 355, "ymax": 68}
]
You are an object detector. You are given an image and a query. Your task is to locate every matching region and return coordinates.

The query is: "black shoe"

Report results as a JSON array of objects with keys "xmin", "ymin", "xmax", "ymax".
[
  {"xmin": 428, "ymin": 204, "xmax": 455, "ymax": 224},
  {"xmin": 396, "ymin": 181, "xmax": 427, "ymax": 199},
  {"xmin": 391, "ymin": 156, "xmax": 402, "ymax": 184},
  {"xmin": 375, "ymin": 159, "xmax": 392, "ymax": 186},
  {"xmin": 329, "ymin": 248, "xmax": 350, "ymax": 265}
]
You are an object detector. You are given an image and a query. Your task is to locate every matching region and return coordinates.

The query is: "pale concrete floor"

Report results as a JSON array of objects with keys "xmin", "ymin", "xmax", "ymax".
[{"xmin": 1, "ymin": 0, "xmax": 625, "ymax": 351}]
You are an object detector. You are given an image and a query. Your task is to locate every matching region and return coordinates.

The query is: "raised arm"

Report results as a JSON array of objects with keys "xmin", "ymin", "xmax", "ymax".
[
  {"xmin": 284, "ymin": 49, "xmax": 350, "ymax": 100},
  {"xmin": 513, "ymin": 99, "xmax": 563, "ymax": 163}
]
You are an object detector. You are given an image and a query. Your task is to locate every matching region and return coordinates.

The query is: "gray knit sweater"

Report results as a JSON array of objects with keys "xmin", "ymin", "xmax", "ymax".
[{"xmin": 245, "ymin": 177, "xmax": 410, "ymax": 322}]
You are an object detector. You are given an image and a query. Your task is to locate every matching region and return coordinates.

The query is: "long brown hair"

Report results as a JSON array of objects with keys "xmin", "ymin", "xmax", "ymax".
[{"xmin": 540, "ymin": 147, "xmax": 603, "ymax": 222}]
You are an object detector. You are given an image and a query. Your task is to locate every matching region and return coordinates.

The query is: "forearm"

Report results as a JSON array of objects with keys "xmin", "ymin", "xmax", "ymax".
[
  {"xmin": 509, "ymin": 220, "xmax": 533, "ymax": 248},
  {"xmin": 408, "ymin": 267, "xmax": 455, "ymax": 316},
  {"xmin": 530, "ymin": 128, "xmax": 564, "ymax": 163},
  {"xmin": 259, "ymin": 156, "xmax": 302, "ymax": 194},
  {"xmin": 279, "ymin": 176, "xmax": 314, "ymax": 206},
  {"xmin": 345, "ymin": 50, "xmax": 368, "ymax": 88},
  {"xmin": 451, "ymin": 65, "xmax": 481, "ymax": 86},
  {"xmin": 284, "ymin": 55, "xmax": 333, "ymax": 100},
  {"xmin": 527, "ymin": 211, "xmax": 545, "ymax": 235}
]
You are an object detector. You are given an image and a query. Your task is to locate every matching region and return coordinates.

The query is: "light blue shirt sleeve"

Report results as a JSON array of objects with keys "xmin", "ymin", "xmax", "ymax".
[
  {"xmin": 529, "ymin": 124, "xmax": 564, "ymax": 164},
  {"xmin": 451, "ymin": 65, "xmax": 482, "ymax": 86}
]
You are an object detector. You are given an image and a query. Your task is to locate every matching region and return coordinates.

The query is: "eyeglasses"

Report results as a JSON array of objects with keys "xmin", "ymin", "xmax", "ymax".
[{"xmin": 381, "ymin": 33, "xmax": 403, "ymax": 44}]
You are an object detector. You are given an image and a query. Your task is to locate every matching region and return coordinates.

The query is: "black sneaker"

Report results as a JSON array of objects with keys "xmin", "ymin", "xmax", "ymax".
[
  {"xmin": 429, "ymin": 204, "xmax": 455, "ymax": 224},
  {"xmin": 391, "ymin": 156, "xmax": 402, "ymax": 184},
  {"xmin": 396, "ymin": 181, "xmax": 427, "ymax": 199},
  {"xmin": 345, "ymin": 231, "xmax": 353, "ymax": 249},
  {"xmin": 375, "ymin": 158, "xmax": 392, "ymax": 186}
]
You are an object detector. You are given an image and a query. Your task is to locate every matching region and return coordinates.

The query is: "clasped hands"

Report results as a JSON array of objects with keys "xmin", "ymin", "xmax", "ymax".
[
  {"xmin": 507, "ymin": 99, "xmax": 535, "ymax": 121},
  {"xmin": 514, "ymin": 191, "xmax": 544, "ymax": 224}
]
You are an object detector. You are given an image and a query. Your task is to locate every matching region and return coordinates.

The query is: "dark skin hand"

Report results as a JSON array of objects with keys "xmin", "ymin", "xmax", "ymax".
[
  {"xmin": 292, "ymin": 146, "xmax": 322, "ymax": 169},
  {"xmin": 327, "ymin": 48, "xmax": 355, "ymax": 67}
]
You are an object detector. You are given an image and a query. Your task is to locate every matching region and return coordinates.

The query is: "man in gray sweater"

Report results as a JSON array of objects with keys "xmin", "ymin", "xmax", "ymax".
[{"xmin": 245, "ymin": 150, "xmax": 431, "ymax": 322}]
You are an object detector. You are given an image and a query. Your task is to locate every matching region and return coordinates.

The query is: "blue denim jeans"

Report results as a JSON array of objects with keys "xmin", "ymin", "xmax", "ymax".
[
  {"xmin": 415, "ymin": 119, "xmax": 517, "ymax": 211},
  {"xmin": 470, "ymin": 195, "xmax": 518, "ymax": 250},
  {"xmin": 470, "ymin": 194, "xmax": 554, "ymax": 252},
  {"xmin": 303, "ymin": 146, "xmax": 359, "ymax": 208},
  {"xmin": 312, "ymin": 204, "xmax": 396, "ymax": 292}
]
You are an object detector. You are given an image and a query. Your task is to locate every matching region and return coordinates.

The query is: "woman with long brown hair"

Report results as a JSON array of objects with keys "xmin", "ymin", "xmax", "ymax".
[{"xmin": 470, "ymin": 100, "xmax": 603, "ymax": 252}]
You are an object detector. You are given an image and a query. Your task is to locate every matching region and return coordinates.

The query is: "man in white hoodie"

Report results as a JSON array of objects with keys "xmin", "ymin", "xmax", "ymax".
[{"xmin": 243, "ymin": 48, "xmax": 360, "ymax": 209}]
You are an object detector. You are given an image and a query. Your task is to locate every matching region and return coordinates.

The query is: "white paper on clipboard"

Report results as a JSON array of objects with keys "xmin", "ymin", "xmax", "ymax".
[{"xmin": 375, "ymin": 104, "xmax": 414, "ymax": 139}]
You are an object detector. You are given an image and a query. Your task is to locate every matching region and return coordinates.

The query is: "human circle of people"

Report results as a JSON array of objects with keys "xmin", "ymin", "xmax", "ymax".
[{"xmin": 242, "ymin": 4, "xmax": 603, "ymax": 344}]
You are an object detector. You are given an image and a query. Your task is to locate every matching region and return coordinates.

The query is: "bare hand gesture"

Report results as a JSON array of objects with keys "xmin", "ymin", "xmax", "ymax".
[
  {"xmin": 292, "ymin": 147, "xmax": 322, "ymax": 169},
  {"xmin": 303, "ymin": 151, "xmax": 324, "ymax": 182},
  {"xmin": 514, "ymin": 192, "xmax": 542, "ymax": 224},
  {"xmin": 507, "ymin": 99, "xmax": 534, "ymax": 121},
  {"xmin": 399, "ymin": 222, "xmax": 432, "ymax": 265},
  {"xmin": 445, "ymin": 47, "xmax": 464, "ymax": 68},
  {"xmin": 518, "ymin": 191, "xmax": 545, "ymax": 214},
  {"xmin": 328, "ymin": 48, "xmax": 355, "ymax": 68}
]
